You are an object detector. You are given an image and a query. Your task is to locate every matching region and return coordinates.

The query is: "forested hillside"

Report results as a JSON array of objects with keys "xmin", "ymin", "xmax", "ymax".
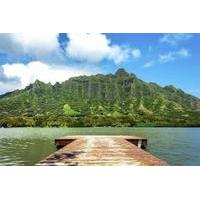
[{"xmin": 0, "ymin": 68, "xmax": 200, "ymax": 127}]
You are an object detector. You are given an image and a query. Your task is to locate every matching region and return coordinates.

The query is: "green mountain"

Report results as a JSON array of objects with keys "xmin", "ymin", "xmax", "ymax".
[{"xmin": 0, "ymin": 68, "xmax": 200, "ymax": 127}]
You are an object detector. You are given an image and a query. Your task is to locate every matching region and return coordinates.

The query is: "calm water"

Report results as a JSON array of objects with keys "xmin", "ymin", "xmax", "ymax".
[{"xmin": 0, "ymin": 127, "xmax": 200, "ymax": 166}]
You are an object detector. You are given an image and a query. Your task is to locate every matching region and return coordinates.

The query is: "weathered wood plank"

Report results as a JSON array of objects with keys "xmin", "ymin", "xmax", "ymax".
[
  {"xmin": 37, "ymin": 135, "xmax": 167, "ymax": 166},
  {"xmin": 55, "ymin": 135, "xmax": 148, "ymax": 149}
]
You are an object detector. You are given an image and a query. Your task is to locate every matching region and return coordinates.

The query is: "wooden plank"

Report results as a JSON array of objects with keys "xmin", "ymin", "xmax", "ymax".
[
  {"xmin": 37, "ymin": 135, "xmax": 167, "ymax": 166},
  {"xmin": 55, "ymin": 135, "xmax": 148, "ymax": 149}
]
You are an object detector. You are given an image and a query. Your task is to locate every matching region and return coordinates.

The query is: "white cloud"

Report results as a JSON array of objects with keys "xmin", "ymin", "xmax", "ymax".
[
  {"xmin": 177, "ymin": 48, "xmax": 189, "ymax": 57},
  {"xmin": 66, "ymin": 33, "xmax": 129, "ymax": 64},
  {"xmin": 66, "ymin": 33, "xmax": 110, "ymax": 63},
  {"xmin": 132, "ymin": 48, "xmax": 141, "ymax": 59},
  {"xmin": 144, "ymin": 61, "xmax": 155, "ymax": 68},
  {"xmin": 0, "ymin": 33, "xmax": 60, "ymax": 57},
  {"xmin": 159, "ymin": 48, "xmax": 190, "ymax": 63},
  {"xmin": 1, "ymin": 61, "xmax": 98, "ymax": 91},
  {"xmin": 160, "ymin": 33, "xmax": 192, "ymax": 45},
  {"xmin": 108, "ymin": 45, "xmax": 129, "ymax": 64},
  {"xmin": 0, "ymin": 33, "xmax": 134, "ymax": 65},
  {"xmin": 159, "ymin": 53, "xmax": 175, "ymax": 63},
  {"xmin": 143, "ymin": 48, "xmax": 190, "ymax": 68},
  {"xmin": 0, "ymin": 82, "xmax": 21, "ymax": 94}
]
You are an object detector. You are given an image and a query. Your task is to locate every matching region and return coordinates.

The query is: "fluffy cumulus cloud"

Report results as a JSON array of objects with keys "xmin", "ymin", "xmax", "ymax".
[
  {"xmin": 159, "ymin": 48, "xmax": 190, "ymax": 63},
  {"xmin": 132, "ymin": 48, "xmax": 141, "ymax": 59},
  {"xmin": 1, "ymin": 61, "xmax": 98, "ymax": 92},
  {"xmin": 66, "ymin": 33, "xmax": 110, "ymax": 63},
  {"xmin": 66, "ymin": 33, "xmax": 130, "ymax": 64},
  {"xmin": 160, "ymin": 33, "xmax": 192, "ymax": 45},
  {"xmin": 0, "ymin": 33, "xmax": 60, "ymax": 57},
  {"xmin": 0, "ymin": 33, "xmax": 138, "ymax": 65},
  {"xmin": 0, "ymin": 67, "xmax": 21, "ymax": 93},
  {"xmin": 108, "ymin": 45, "xmax": 129, "ymax": 64}
]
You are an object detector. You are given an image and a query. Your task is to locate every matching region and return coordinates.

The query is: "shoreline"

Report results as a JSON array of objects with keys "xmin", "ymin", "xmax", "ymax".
[{"xmin": 1, "ymin": 126, "xmax": 200, "ymax": 128}]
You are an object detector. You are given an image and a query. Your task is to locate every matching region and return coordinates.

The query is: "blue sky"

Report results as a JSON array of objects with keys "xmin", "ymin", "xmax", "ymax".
[{"xmin": 0, "ymin": 33, "xmax": 199, "ymax": 97}]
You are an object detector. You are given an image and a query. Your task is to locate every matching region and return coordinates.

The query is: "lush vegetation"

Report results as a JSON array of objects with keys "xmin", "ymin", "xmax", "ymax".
[{"xmin": 0, "ymin": 68, "xmax": 200, "ymax": 127}]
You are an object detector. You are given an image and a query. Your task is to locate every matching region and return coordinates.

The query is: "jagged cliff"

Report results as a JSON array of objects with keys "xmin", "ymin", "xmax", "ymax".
[{"xmin": 0, "ymin": 68, "xmax": 200, "ymax": 127}]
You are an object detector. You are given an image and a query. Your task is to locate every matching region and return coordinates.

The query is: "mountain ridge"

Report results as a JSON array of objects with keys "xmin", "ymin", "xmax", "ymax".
[
  {"xmin": 1, "ymin": 68, "xmax": 199, "ymax": 100},
  {"xmin": 0, "ymin": 68, "xmax": 200, "ymax": 127}
]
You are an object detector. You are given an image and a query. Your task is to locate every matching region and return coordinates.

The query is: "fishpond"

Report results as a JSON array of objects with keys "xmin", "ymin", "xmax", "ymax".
[{"xmin": 0, "ymin": 127, "xmax": 200, "ymax": 166}]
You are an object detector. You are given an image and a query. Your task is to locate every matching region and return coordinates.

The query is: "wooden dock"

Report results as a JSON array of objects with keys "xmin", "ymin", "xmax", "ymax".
[{"xmin": 37, "ymin": 135, "xmax": 167, "ymax": 166}]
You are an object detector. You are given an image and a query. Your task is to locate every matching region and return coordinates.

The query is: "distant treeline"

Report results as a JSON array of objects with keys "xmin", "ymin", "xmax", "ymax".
[{"xmin": 1, "ymin": 114, "xmax": 200, "ymax": 128}]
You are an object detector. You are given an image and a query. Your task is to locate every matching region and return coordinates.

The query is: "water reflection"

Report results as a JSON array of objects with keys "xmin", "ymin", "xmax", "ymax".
[{"xmin": 0, "ymin": 127, "xmax": 200, "ymax": 166}]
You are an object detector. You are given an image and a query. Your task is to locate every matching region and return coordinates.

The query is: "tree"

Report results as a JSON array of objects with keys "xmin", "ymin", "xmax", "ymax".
[
  {"xmin": 112, "ymin": 111, "xmax": 121, "ymax": 118},
  {"xmin": 98, "ymin": 105, "xmax": 106, "ymax": 115},
  {"xmin": 63, "ymin": 104, "xmax": 77, "ymax": 116}
]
